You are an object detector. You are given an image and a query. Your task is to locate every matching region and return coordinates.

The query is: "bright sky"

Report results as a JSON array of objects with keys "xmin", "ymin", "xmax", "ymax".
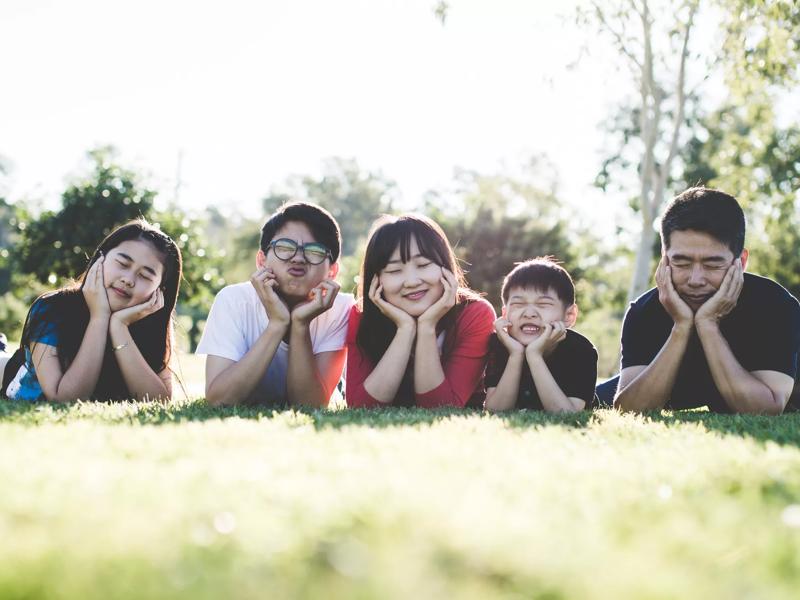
[{"xmin": 2, "ymin": 0, "xmax": 630, "ymax": 229}]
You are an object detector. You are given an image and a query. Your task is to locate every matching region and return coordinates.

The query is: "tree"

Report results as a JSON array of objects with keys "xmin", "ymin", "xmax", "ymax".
[
  {"xmin": 16, "ymin": 146, "xmax": 156, "ymax": 283},
  {"xmin": 680, "ymin": 99, "xmax": 800, "ymax": 298},
  {"xmin": 423, "ymin": 159, "xmax": 591, "ymax": 312},
  {"xmin": 12, "ymin": 146, "xmax": 228, "ymax": 350},
  {"xmin": 580, "ymin": 0, "xmax": 700, "ymax": 301}
]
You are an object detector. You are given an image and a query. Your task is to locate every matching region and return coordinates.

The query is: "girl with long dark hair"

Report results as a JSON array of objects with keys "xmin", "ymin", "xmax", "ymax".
[
  {"xmin": 1, "ymin": 219, "xmax": 182, "ymax": 402},
  {"xmin": 345, "ymin": 214, "xmax": 495, "ymax": 408}
]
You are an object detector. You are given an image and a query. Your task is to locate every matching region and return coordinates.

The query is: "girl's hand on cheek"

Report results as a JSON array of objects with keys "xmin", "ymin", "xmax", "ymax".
[
  {"xmin": 112, "ymin": 288, "xmax": 165, "ymax": 327},
  {"xmin": 83, "ymin": 256, "xmax": 111, "ymax": 319},
  {"xmin": 417, "ymin": 268, "xmax": 457, "ymax": 329},
  {"xmin": 369, "ymin": 276, "xmax": 416, "ymax": 330}
]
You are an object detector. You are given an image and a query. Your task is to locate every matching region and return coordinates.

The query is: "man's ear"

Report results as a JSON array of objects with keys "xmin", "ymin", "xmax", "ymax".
[
  {"xmin": 565, "ymin": 303, "xmax": 579, "ymax": 328},
  {"xmin": 740, "ymin": 248, "xmax": 749, "ymax": 271},
  {"xmin": 256, "ymin": 249, "xmax": 267, "ymax": 269},
  {"xmin": 328, "ymin": 261, "xmax": 340, "ymax": 280}
]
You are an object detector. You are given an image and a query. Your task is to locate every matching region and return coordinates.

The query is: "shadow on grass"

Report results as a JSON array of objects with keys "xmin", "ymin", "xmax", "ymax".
[
  {"xmin": 0, "ymin": 398, "xmax": 593, "ymax": 431},
  {"xmin": 644, "ymin": 410, "xmax": 800, "ymax": 448}
]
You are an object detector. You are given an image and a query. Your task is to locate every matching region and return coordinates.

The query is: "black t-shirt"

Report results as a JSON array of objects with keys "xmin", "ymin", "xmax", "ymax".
[
  {"xmin": 484, "ymin": 329, "xmax": 598, "ymax": 410},
  {"xmin": 621, "ymin": 272, "xmax": 800, "ymax": 412}
]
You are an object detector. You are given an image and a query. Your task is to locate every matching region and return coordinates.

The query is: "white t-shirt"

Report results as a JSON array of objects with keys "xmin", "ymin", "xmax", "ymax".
[{"xmin": 196, "ymin": 282, "xmax": 354, "ymax": 405}]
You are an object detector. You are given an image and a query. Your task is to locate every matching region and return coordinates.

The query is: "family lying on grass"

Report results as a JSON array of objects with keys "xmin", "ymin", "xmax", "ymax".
[{"xmin": 2, "ymin": 187, "xmax": 799, "ymax": 415}]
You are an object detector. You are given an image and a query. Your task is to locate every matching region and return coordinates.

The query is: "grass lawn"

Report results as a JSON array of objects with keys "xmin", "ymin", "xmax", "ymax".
[{"xmin": 2, "ymin": 400, "xmax": 800, "ymax": 600}]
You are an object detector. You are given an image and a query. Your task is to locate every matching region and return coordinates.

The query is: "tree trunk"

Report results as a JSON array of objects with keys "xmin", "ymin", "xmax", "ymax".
[{"xmin": 629, "ymin": 219, "xmax": 658, "ymax": 302}]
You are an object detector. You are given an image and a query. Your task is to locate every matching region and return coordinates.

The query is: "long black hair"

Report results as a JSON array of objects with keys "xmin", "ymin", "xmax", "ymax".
[
  {"xmin": 21, "ymin": 219, "xmax": 182, "ymax": 401},
  {"xmin": 355, "ymin": 214, "xmax": 481, "ymax": 405}
]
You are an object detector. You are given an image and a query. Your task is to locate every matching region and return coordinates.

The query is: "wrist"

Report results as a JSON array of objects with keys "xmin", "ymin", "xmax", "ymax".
[
  {"xmin": 89, "ymin": 313, "xmax": 111, "ymax": 324},
  {"xmin": 109, "ymin": 315, "xmax": 130, "ymax": 332},
  {"xmin": 694, "ymin": 318, "xmax": 720, "ymax": 335},
  {"xmin": 416, "ymin": 318, "xmax": 438, "ymax": 334},
  {"xmin": 290, "ymin": 316, "xmax": 310, "ymax": 330},
  {"xmin": 672, "ymin": 321, "xmax": 694, "ymax": 337},
  {"xmin": 526, "ymin": 348, "xmax": 545, "ymax": 363},
  {"xmin": 267, "ymin": 319, "xmax": 289, "ymax": 334}
]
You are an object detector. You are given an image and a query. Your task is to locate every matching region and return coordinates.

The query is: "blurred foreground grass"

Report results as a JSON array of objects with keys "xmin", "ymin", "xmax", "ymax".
[{"xmin": 1, "ymin": 401, "xmax": 800, "ymax": 599}]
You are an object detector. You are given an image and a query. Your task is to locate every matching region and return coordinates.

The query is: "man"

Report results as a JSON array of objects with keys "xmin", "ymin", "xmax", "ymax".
[
  {"xmin": 613, "ymin": 187, "xmax": 800, "ymax": 414},
  {"xmin": 197, "ymin": 202, "xmax": 354, "ymax": 407}
]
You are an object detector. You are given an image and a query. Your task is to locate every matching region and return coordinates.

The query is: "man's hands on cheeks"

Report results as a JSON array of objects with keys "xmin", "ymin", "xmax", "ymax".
[
  {"xmin": 525, "ymin": 321, "xmax": 567, "ymax": 360},
  {"xmin": 494, "ymin": 317, "xmax": 524, "ymax": 356},
  {"xmin": 695, "ymin": 259, "xmax": 743, "ymax": 328},
  {"xmin": 291, "ymin": 279, "xmax": 341, "ymax": 326},
  {"xmin": 655, "ymin": 256, "xmax": 694, "ymax": 330},
  {"xmin": 250, "ymin": 266, "xmax": 290, "ymax": 328},
  {"xmin": 417, "ymin": 268, "xmax": 458, "ymax": 331},
  {"xmin": 111, "ymin": 289, "xmax": 165, "ymax": 327},
  {"xmin": 83, "ymin": 256, "xmax": 111, "ymax": 319},
  {"xmin": 368, "ymin": 275, "xmax": 416, "ymax": 330}
]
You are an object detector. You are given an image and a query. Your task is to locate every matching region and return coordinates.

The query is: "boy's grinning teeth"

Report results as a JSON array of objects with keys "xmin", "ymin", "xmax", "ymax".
[{"xmin": 521, "ymin": 325, "xmax": 540, "ymax": 334}]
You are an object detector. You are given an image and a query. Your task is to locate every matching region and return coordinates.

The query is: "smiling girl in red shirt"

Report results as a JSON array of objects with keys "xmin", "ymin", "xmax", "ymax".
[{"xmin": 345, "ymin": 214, "xmax": 495, "ymax": 409}]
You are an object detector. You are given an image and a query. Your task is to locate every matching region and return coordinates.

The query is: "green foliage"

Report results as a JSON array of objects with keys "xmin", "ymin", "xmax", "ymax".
[
  {"xmin": 2, "ymin": 403, "xmax": 800, "ymax": 599},
  {"xmin": 16, "ymin": 146, "xmax": 157, "ymax": 285},
  {"xmin": 151, "ymin": 208, "xmax": 229, "ymax": 350},
  {"xmin": 424, "ymin": 163, "xmax": 590, "ymax": 311},
  {"xmin": 679, "ymin": 99, "xmax": 800, "ymax": 298},
  {"xmin": 718, "ymin": 0, "xmax": 800, "ymax": 98}
]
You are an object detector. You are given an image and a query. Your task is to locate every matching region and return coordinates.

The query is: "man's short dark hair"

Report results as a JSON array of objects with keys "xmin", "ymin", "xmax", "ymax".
[
  {"xmin": 260, "ymin": 202, "xmax": 341, "ymax": 262},
  {"xmin": 501, "ymin": 257, "xmax": 575, "ymax": 306},
  {"xmin": 661, "ymin": 187, "xmax": 746, "ymax": 255}
]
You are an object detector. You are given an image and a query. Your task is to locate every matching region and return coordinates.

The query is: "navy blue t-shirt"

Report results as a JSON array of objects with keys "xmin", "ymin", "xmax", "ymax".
[
  {"xmin": 621, "ymin": 273, "xmax": 800, "ymax": 412},
  {"xmin": 485, "ymin": 329, "xmax": 598, "ymax": 410}
]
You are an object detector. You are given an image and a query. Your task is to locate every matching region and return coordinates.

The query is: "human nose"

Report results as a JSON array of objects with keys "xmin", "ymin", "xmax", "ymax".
[
  {"xmin": 687, "ymin": 264, "xmax": 705, "ymax": 286},
  {"xmin": 402, "ymin": 267, "xmax": 423, "ymax": 287},
  {"xmin": 521, "ymin": 304, "xmax": 538, "ymax": 317},
  {"xmin": 289, "ymin": 246, "xmax": 307, "ymax": 263}
]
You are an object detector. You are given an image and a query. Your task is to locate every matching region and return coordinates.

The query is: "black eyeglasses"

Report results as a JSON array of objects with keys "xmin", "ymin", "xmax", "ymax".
[{"xmin": 266, "ymin": 238, "xmax": 332, "ymax": 265}]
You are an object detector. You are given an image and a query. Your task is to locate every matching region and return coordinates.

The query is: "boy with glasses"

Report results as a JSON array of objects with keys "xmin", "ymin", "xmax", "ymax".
[{"xmin": 198, "ymin": 202, "xmax": 354, "ymax": 407}]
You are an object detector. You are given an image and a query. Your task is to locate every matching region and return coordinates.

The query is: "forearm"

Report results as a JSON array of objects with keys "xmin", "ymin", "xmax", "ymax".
[
  {"xmin": 206, "ymin": 324, "xmax": 286, "ymax": 406},
  {"xmin": 484, "ymin": 353, "xmax": 524, "ymax": 412},
  {"xmin": 286, "ymin": 323, "xmax": 328, "ymax": 408},
  {"xmin": 51, "ymin": 317, "xmax": 109, "ymax": 402},
  {"xmin": 615, "ymin": 324, "xmax": 692, "ymax": 412},
  {"xmin": 363, "ymin": 325, "xmax": 416, "ymax": 403},
  {"xmin": 110, "ymin": 321, "xmax": 170, "ymax": 402},
  {"xmin": 696, "ymin": 321, "xmax": 784, "ymax": 414},
  {"xmin": 414, "ymin": 323, "xmax": 445, "ymax": 394},
  {"xmin": 527, "ymin": 354, "xmax": 583, "ymax": 413}
]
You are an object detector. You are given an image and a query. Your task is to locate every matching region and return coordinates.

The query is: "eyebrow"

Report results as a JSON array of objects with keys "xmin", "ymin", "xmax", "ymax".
[
  {"xmin": 117, "ymin": 252, "xmax": 159, "ymax": 276},
  {"xmin": 386, "ymin": 253, "xmax": 425, "ymax": 265},
  {"xmin": 671, "ymin": 254, "xmax": 728, "ymax": 263},
  {"xmin": 508, "ymin": 294, "xmax": 556, "ymax": 302}
]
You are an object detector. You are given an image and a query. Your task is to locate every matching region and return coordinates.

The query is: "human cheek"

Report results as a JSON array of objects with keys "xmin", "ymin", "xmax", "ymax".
[{"xmin": 379, "ymin": 274, "xmax": 404, "ymax": 305}]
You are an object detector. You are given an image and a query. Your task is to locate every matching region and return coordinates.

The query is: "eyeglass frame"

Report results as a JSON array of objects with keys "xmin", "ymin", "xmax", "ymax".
[{"xmin": 264, "ymin": 238, "xmax": 333, "ymax": 265}]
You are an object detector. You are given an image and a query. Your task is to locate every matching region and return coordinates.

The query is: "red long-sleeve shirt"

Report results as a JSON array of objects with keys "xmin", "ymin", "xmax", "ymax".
[{"xmin": 345, "ymin": 299, "xmax": 496, "ymax": 408}]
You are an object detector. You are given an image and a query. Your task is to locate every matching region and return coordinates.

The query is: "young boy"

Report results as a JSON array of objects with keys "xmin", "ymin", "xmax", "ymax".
[
  {"xmin": 197, "ymin": 202, "xmax": 354, "ymax": 407},
  {"xmin": 484, "ymin": 258, "xmax": 598, "ymax": 413}
]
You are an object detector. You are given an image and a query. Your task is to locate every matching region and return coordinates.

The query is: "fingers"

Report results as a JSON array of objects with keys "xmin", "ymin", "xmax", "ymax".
[
  {"xmin": 319, "ymin": 279, "xmax": 340, "ymax": 309},
  {"xmin": 655, "ymin": 256, "xmax": 666, "ymax": 286},
  {"xmin": 551, "ymin": 321, "xmax": 567, "ymax": 342},
  {"xmin": 494, "ymin": 317, "xmax": 514, "ymax": 340}
]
